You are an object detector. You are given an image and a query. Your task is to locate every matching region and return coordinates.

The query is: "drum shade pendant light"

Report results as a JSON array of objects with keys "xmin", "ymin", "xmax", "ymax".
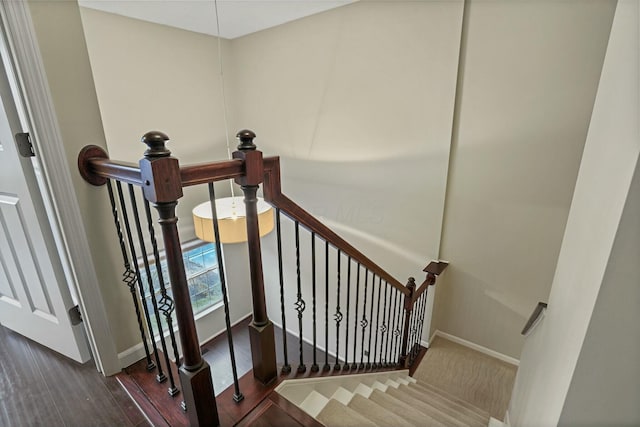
[{"xmin": 192, "ymin": 0, "xmax": 274, "ymax": 244}]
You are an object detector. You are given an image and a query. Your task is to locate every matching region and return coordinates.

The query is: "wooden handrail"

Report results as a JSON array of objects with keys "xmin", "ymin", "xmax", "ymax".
[{"xmin": 180, "ymin": 159, "xmax": 244, "ymax": 186}]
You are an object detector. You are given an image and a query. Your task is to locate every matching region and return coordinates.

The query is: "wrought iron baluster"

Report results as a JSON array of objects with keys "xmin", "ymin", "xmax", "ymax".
[
  {"xmin": 388, "ymin": 287, "xmax": 399, "ymax": 366},
  {"xmin": 311, "ymin": 232, "xmax": 318, "ymax": 372},
  {"xmin": 415, "ymin": 292, "xmax": 428, "ymax": 360},
  {"xmin": 323, "ymin": 241, "xmax": 330, "ymax": 372},
  {"xmin": 208, "ymin": 183, "xmax": 243, "ymax": 402},
  {"xmin": 359, "ymin": 269, "xmax": 369, "ymax": 369},
  {"xmin": 294, "ymin": 221, "xmax": 306, "ymax": 374},
  {"xmin": 344, "ymin": 256, "xmax": 352, "ymax": 370},
  {"xmin": 372, "ymin": 276, "xmax": 382, "ymax": 368},
  {"xmin": 142, "ymin": 196, "xmax": 179, "ymax": 396},
  {"xmin": 380, "ymin": 281, "xmax": 389, "ymax": 368},
  {"xmin": 366, "ymin": 273, "xmax": 376, "ymax": 369},
  {"xmin": 275, "ymin": 209, "xmax": 291, "ymax": 374},
  {"xmin": 352, "ymin": 264, "xmax": 361, "ymax": 370},
  {"xmin": 393, "ymin": 289, "xmax": 403, "ymax": 365},
  {"xmin": 107, "ymin": 180, "xmax": 154, "ymax": 371},
  {"xmin": 126, "ymin": 184, "xmax": 166, "ymax": 383},
  {"xmin": 333, "ymin": 250, "xmax": 342, "ymax": 371}
]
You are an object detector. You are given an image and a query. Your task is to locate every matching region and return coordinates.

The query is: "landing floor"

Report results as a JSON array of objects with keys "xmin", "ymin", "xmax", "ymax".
[{"xmin": 0, "ymin": 324, "xmax": 148, "ymax": 427}]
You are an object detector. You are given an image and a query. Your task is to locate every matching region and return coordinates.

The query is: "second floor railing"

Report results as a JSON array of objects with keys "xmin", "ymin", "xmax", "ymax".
[{"xmin": 78, "ymin": 130, "xmax": 447, "ymax": 427}]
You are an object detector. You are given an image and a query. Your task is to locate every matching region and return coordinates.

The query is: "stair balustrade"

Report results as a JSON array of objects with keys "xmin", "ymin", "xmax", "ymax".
[{"xmin": 78, "ymin": 130, "xmax": 446, "ymax": 426}]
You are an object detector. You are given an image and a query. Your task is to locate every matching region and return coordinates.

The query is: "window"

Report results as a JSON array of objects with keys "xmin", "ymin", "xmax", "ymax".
[{"xmin": 140, "ymin": 242, "xmax": 222, "ymax": 331}]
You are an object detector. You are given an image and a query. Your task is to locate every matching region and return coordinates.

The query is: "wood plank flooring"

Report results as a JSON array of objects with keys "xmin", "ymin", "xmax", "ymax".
[{"xmin": 0, "ymin": 324, "xmax": 148, "ymax": 427}]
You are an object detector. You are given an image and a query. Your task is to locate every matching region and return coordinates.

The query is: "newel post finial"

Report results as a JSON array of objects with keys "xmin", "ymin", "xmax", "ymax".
[
  {"xmin": 142, "ymin": 130, "xmax": 171, "ymax": 157},
  {"xmin": 407, "ymin": 277, "xmax": 417, "ymax": 293},
  {"xmin": 236, "ymin": 129, "xmax": 257, "ymax": 151}
]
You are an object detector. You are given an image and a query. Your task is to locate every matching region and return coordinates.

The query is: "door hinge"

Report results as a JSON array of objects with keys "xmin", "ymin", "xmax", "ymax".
[
  {"xmin": 69, "ymin": 305, "xmax": 83, "ymax": 325},
  {"xmin": 15, "ymin": 132, "xmax": 35, "ymax": 157}
]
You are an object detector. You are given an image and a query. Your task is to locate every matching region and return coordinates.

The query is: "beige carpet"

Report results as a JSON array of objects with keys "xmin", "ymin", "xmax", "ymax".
[{"xmin": 413, "ymin": 336, "xmax": 517, "ymax": 420}]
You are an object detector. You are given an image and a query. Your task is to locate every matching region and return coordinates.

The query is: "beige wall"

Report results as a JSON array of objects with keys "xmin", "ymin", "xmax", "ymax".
[
  {"xmin": 558, "ymin": 155, "xmax": 640, "ymax": 427},
  {"xmin": 26, "ymin": 1, "xmax": 142, "ymax": 357},
  {"xmin": 79, "ymin": 8, "xmax": 254, "ymax": 354},
  {"xmin": 230, "ymin": 0, "xmax": 463, "ymax": 283},
  {"xmin": 509, "ymin": 1, "xmax": 640, "ymax": 424},
  {"xmin": 431, "ymin": 0, "xmax": 616, "ymax": 359}
]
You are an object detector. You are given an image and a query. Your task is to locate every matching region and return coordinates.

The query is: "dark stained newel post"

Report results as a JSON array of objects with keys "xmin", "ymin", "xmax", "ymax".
[
  {"xmin": 140, "ymin": 131, "xmax": 219, "ymax": 427},
  {"xmin": 233, "ymin": 130, "xmax": 278, "ymax": 385},
  {"xmin": 398, "ymin": 277, "xmax": 416, "ymax": 368}
]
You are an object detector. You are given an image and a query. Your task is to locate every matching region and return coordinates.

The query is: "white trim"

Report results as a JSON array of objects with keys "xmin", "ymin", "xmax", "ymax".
[
  {"xmin": 434, "ymin": 330, "xmax": 520, "ymax": 366},
  {"xmin": 489, "ymin": 417, "xmax": 507, "ymax": 427},
  {"xmin": 421, "ymin": 339, "xmax": 429, "ymax": 348},
  {"xmin": 118, "ymin": 341, "xmax": 150, "ymax": 369},
  {"xmin": 0, "ymin": 1, "xmax": 119, "ymax": 374},
  {"xmin": 118, "ymin": 312, "xmax": 253, "ymax": 368},
  {"xmin": 504, "ymin": 410, "xmax": 511, "ymax": 427},
  {"xmin": 198, "ymin": 312, "xmax": 252, "ymax": 349},
  {"xmin": 428, "ymin": 330, "xmax": 438, "ymax": 347}
]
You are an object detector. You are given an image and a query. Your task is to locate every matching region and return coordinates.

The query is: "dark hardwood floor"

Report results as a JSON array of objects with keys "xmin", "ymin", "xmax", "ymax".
[{"xmin": 0, "ymin": 324, "xmax": 148, "ymax": 427}]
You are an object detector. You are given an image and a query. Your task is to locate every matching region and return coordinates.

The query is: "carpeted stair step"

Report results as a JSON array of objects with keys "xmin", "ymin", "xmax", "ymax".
[
  {"xmin": 347, "ymin": 394, "xmax": 413, "ymax": 427},
  {"xmin": 386, "ymin": 385, "xmax": 482, "ymax": 427},
  {"xmin": 367, "ymin": 389, "xmax": 447, "ymax": 427},
  {"xmin": 409, "ymin": 381, "xmax": 491, "ymax": 422},
  {"xmin": 316, "ymin": 398, "xmax": 379, "ymax": 427}
]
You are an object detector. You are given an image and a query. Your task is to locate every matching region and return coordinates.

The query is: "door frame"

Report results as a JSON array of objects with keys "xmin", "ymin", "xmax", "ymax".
[{"xmin": 0, "ymin": 0, "xmax": 119, "ymax": 374}]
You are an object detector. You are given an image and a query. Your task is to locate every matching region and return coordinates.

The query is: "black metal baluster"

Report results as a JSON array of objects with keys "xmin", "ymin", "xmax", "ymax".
[
  {"xmin": 359, "ymin": 269, "xmax": 369, "ymax": 370},
  {"xmin": 323, "ymin": 241, "xmax": 330, "ymax": 372},
  {"xmin": 344, "ymin": 257, "xmax": 352, "ymax": 370},
  {"xmin": 393, "ymin": 289, "xmax": 403, "ymax": 366},
  {"xmin": 333, "ymin": 250, "xmax": 342, "ymax": 371},
  {"xmin": 415, "ymin": 292, "xmax": 428, "ymax": 359},
  {"xmin": 311, "ymin": 232, "xmax": 319, "ymax": 372},
  {"xmin": 388, "ymin": 287, "xmax": 398, "ymax": 366},
  {"xmin": 366, "ymin": 273, "xmax": 376, "ymax": 369},
  {"xmin": 409, "ymin": 300, "xmax": 419, "ymax": 362},
  {"xmin": 352, "ymin": 264, "xmax": 361, "ymax": 370},
  {"xmin": 142, "ymin": 197, "xmax": 179, "ymax": 396},
  {"xmin": 208, "ymin": 183, "xmax": 244, "ymax": 401},
  {"xmin": 372, "ymin": 276, "xmax": 382, "ymax": 369},
  {"xmin": 379, "ymin": 282, "xmax": 389, "ymax": 368},
  {"xmin": 275, "ymin": 209, "xmax": 291, "ymax": 374},
  {"xmin": 124, "ymin": 183, "xmax": 165, "ymax": 382},
  {"xmin": 294, "ymin": 221, "xmax": 306, "ymax": 374},
  {"xmin": 107, "ymin": 181, "xmax": 154, "ymax": 371}
]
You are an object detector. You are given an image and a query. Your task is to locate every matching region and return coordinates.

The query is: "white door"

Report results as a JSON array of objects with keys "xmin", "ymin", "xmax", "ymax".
[{"xmin": 0, "ymin": 57, "xmax": 91, "ymax": 363}]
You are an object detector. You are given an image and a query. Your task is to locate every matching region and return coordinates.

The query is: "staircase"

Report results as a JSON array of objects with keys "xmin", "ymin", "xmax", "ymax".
[{"xmin": 276, "ymin": 370, "xmax": 491, "ymax": 427}]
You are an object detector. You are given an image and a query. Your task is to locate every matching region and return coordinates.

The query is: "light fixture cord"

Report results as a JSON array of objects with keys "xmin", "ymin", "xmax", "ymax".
[{"xmin": 213, "ymin": 0, "xmax": 237, "ymax": 212}]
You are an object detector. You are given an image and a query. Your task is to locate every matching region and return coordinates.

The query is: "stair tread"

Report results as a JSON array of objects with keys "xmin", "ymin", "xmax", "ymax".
[
  {"xmin": 411, "ymin": 381, "xmax": 491, "ymax": 420},
  {"xmin": 316, "ymin": 399, "xmax": 379, "ymax": 427},
  {"xmin": 368, "ymin": 389, "xmax": 447, "ymax": 427},
  {"xmin": 348, "ymin": 394, "xmax": 413, "ymax": 427},
  {"xmin": 387, "ymin": 385, "xmax": 484, "ymax": 427}
]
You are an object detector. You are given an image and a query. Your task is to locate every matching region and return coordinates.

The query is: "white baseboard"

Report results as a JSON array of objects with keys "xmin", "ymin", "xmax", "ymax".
[
  {"xmin": 117, "ymin": 312, "xmax": 253, "ymax": 369},
  {"xmin": 504, "ymin": 410, "xmax": 511, "ymax": 426},
  {"xmin": 489, "ymin": 417, "xmax": 506, "ymax": 427},
  {"xmin": 421, "ymin": 339, "xmax": 429, "ymax": 348},
  {"xmin": 434, "ymin": 330, "xmax": 519, "ymax": 366},
  {"xmin": 118, "ymin": 341, "xmax": 150, "ymax": 369}
]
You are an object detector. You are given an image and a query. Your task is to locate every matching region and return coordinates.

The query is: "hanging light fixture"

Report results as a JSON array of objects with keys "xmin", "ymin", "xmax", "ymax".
[{"xmin": 192, "ymin": 0, "xmax": 274, "ymax": 244}]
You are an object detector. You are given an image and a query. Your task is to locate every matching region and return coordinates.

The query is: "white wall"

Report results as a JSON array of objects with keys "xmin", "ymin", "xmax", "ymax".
[
  {"xmin": 508, "ymin": 1, "xmax": 640, "ymax": 425},
  {"xmin": 558, "ymin": 152, "xmax": 640, "ymax": 427},
  {"xmin": 431, "ymin": 0, "xmax": 616, "ymax": 359},
  {"xmin": 26, "ymin": 0, "xmax": 143, "ymax": 358},
  {"xmin": 230, "ymin": 0, "xmax": 463, "ymax": 282},
  {"xmin": 79, "ymin": 8, "xmax": 257, "ymax": 355}
]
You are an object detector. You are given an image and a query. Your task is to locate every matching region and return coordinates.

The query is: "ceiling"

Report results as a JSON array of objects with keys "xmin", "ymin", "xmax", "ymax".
[{"xmin": 79, "ymin": 0, "xmax": 355, "ymax": 39}]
